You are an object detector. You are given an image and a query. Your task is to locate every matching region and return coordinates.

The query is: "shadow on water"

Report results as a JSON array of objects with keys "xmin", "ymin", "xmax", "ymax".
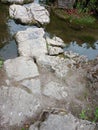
[
  {"xmin": 0, "ymin": 3, "xmax": 18, "ymax": 60},
  {"xmin": 46, "ymin": 11, "xmax": 98, "ymax": 60},
  {"xmin": 0, "ymin": 4, "xmax": 10, "ymax": 47},
  {"xmin": 0, "ymin": 3, "xmax": 36, "ymax": 60}
]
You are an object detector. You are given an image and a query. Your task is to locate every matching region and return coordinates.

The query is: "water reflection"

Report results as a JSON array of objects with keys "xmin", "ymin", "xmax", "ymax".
[
  {"xmin": 64, "ymin": 41, "xmax": 98, "ymax": 60},
  {"xmin": 0, "ymin": 3, "xmax": 98, "ymax": 60},
  {"xmin": 46, "ymin": 11, "xmax": 98, "ymax": 60},
  {"xmin": 0, "ymin": 4, "xmax": 10, "ymax": 48},
  {"xmin": 0, "ymin": 15, "xmax": 35, "ymax": 60},
  {"xmin": 0, "ymin": 40, "xmax": 18, "ymax": 60}
]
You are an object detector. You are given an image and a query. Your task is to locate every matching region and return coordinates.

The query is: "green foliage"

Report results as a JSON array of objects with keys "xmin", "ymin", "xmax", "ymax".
[
  {"xmin": 80, "ymin": 110, "xmax": 87, "ymax": 120},
  {"xmin": 21, "ymin": 128, "xmax": 25, "ymax": 130},
  {"xmin": 93, "ymin": 108, "xmax": 98, "ymax": 122},
  {"xmin": 68, "ymin": 14, "xmax": 95, "ymax": 24},
  {"xmin": 54, "ymin": 8, "xmax": 96, "ymax": 25},
  {"xmin": 80, "ymin": 108, "xmax": 98, "ymax": 122},
  {"xmin": 75, "ymin": 0, "xmax": 98, "ymax": 14}
]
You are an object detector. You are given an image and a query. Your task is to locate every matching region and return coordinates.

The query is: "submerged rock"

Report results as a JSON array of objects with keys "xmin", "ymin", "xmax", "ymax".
[{"xmin": 9, "ymin": 3, "xmax": 50, "ymax": 25}]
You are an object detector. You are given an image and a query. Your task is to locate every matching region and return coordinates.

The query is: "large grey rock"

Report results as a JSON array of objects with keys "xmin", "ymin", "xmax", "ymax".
[
  {"xmin": 4, "ymin": 56, "xmax": 39, "ymax": 81},
  {"xmin": 39, "ymin": 114, "xmax": 95, "ymax": 130},
  {"xmin": 1, "ymin": 0, "xmax": 33, "ymax": 4},
  {"xmin": 0, "ymin": 86, "xmax": 42, "ymax": 127},
  {"xmin": 15, "ymin": 27, "xmax": 47, "ymax": 57},
  {"xmin": 9, "ymin": 3, "xmax": 50, "ymax": 25},
  {"xmin": 37, "ymin": 54, "xmax": 88, "ymax": 104},
  {"xmin": 9, "ymin": 4, "xmax": 33, "ymax": 24},
  {"xmin": 27, "ymin": 3, "xmax": 50, "ymax": 24}
]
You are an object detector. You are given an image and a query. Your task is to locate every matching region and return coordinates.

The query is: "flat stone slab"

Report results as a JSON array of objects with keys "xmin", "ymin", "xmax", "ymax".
[
  {"xmin": 15, "ymin": 27, "xmax": 47, "ymax": 57},
  {"xmin": 9, "ymin": 3, "xmax": 50, "ymax": 25},
  {"xmin": 0, "ymin": 86, "xmax": 42, "ymax": 127},
  {"xmin": 4, "ymin": 56, "xmax": 39, "ymax": 81}
]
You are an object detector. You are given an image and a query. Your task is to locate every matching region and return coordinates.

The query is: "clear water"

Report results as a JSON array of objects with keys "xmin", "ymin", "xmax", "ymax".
[
  {"xmin": 46, "ymin": 12, "xmax": 98, "ymax": 60},
  {"xmin": 0, "ymin": 3, "xmax": 98, "ymax": 60},
  {"xmin": 0, "ymin": 4, "xmax": 18, "ymax": 60},
  {"xmin": 0, "ymin": 4, "xmax": 33, "ymax": 60},
  {"xmin": 64, "ymin": 41, "xmax": 98, "ymax": 60}
]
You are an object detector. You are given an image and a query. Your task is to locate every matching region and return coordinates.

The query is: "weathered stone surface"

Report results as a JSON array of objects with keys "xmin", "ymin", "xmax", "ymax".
[
  {"xmin": 1, "ymin": 0, "xmax": 33, "ymax": 4},
  {"xmin": 64, "ymin": 51, "xmax": 79, "ymax": 58},
  {"xmin": 29, "ymin": 124, "xmax": 38, "ymax": 130},
  {"xmin": 4, "ymin": 56, "xmax": 39, "ymax": 81},
  {"xmin": 9, "ymin": 4, "xmax": 33, "ymax": 24},
  {"xmin": 15, "ymin": 27, "xmax": 47, "ymax": 57},
  {"xmin": 64, "ymin": 51, "xmax": 88, "ymax": 63},
  {"xmin": 21, "ymin": 78, "xmax": 41, "ymax": 94},
  {"xmin": 37, "ymin": 54, "xmax": 88, "ymax": 103},
  {"xmin": 48, "ymin": 46, "xmax": 64, "ymax": 55},
  {"xmin": 0, "ymin": 86, "xmax": 42, "ymax": 127},
  {"xmin": 9, "ymin": 3, "xmax": 50, "ymax": 25},
  {"xmin": 27, "ymin": 3, "xmax": 50, "ymax": 24},
  {"xmin": 46, "ymin": 36, "xmax": 65, "ymax": 48},
  {"xmin": 37, "ymin": 55, "xmax": 71, "ymax": 78},
  {"xmin": 42, "ymin": 81, "xmax": 68, "ymax": 100},
  {"xmin": 39, "ymin": 114, "xmax": 95, "ymax": 130}
]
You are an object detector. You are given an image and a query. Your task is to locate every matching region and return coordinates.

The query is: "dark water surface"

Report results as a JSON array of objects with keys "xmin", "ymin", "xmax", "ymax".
[
  {"xmin": 0, "ymin": 4, "xmax": 9, "ymax": 47},
  {"xmin": 0, "ymin": 4, "xmax": 18, "ymax": 60},
  {"xmin": 46, "ymin": 12, "xmax": 98, "ymax": 60}
]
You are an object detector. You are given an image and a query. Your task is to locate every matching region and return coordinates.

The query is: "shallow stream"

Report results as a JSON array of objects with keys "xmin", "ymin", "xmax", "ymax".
[
  {"xmin": 0, "ymin": 3, "xmax": 98, "ymax": 60},
  {"xmin": 46, "ymin": 11, "xmax": 98, "ymax": 60}
]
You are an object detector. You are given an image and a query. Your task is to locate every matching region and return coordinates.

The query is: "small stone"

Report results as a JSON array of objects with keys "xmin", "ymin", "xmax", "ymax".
[{"xmin": 48, "ymin": 46, "xmax": 64, "ymax": 56}]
